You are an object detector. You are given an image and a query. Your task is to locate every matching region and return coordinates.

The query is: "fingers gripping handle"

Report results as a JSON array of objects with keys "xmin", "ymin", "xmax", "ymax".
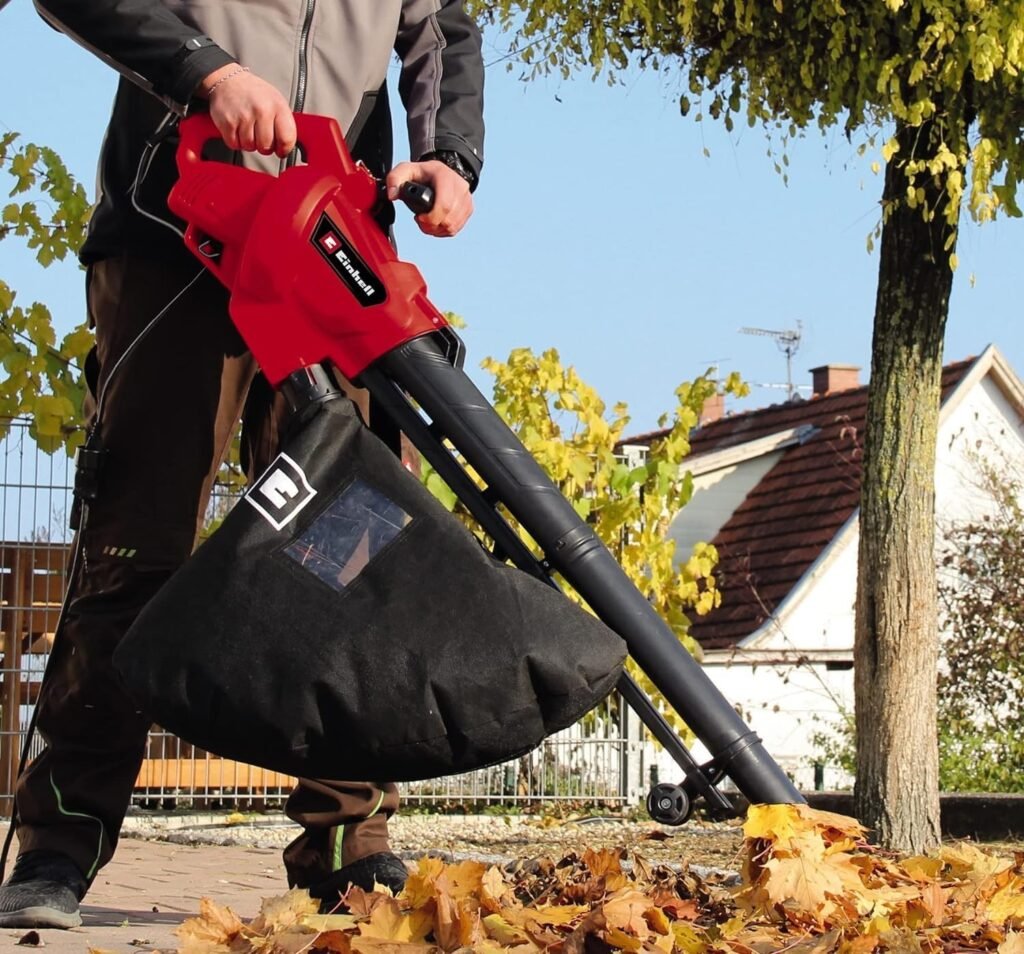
[
  {"xmin": 399, "ymin": 181, "xmax": 435, "ymax": 215},
  {"xmin": 176, "ymin": 112, "xmax": 356, "ymax": 177}
]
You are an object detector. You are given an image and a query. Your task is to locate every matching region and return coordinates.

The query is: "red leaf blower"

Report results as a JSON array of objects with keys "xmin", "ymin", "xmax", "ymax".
[{"xmin": 161, "ymin": 112, "xmax": 803, "ymax": 821}]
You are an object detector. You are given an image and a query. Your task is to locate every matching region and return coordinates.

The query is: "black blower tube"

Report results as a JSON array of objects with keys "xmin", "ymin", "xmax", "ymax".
[{"xmin": 377, "ymin": 336, "xmax": 803, "ymax": 807}]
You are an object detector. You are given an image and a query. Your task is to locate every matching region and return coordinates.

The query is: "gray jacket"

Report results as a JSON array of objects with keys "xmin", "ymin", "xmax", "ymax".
[{"xmin": 34, "ymin": 0, "xmax": 485, "ymax": 262}]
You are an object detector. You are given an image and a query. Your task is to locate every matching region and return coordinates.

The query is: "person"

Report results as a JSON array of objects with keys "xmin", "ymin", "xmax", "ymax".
[{"xmin": 0, "ymin": 0, "xmax": 484, "ymax": 930}]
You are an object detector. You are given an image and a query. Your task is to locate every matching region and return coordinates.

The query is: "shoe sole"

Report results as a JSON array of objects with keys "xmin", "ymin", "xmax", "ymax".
[{"xmin": 0, "ymin": 905, "xmax": 83, "ymax": 929}]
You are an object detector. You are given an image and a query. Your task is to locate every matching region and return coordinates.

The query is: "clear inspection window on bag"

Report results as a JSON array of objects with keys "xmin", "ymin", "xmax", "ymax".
[{"xmin": 284, "ymin": 478, "xmax": 412, "ymax": 592}]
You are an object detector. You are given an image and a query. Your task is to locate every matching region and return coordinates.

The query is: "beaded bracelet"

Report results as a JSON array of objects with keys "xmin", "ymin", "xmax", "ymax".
[{"xmin": 206, "ymin": 65, "xmax": 250, "ymax": 97}]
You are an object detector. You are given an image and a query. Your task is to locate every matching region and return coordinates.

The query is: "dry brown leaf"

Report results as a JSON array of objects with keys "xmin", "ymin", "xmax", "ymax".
[
  {"xmin": 343, "ymin": 887, "xmax": 390, "ymax": 919},
  {"xmin": 479, "ymin": 865, "xmax": 511, "ymax": 914},
  {"xmin": 838, "ymin": 934, "xmax": 880, "ymax": 954},
  {"xmin": 582, "ymin": 848, "xmax": 625, "ymax": 878},
  {"xmin": 640, "ymin": 829, "xmax": 672, "ymax": 842},
  {"xmin": 433, "ymin": 888, "xmax": 485, "ymax": 952},
  {"xmin": 784, "ymin": 928, "xmax": 843, "ymax": 953},
  {"xmin": 601, "ymin": 888, "xmax": 655, "ymax": 939},
  {"xmin": 310, "ymin": 932, "xmax": 353, "ymax": 954},
  {"xmin": 916, "ymin": 881, "xmax": 949, "ymax": 928},
  {"xmin": 657, "ymin": 895, "xmax": 700, "ymax": 921},
  {"xmin": 560, "ymin": 909, "xmax": 607, "ymax": 954}
]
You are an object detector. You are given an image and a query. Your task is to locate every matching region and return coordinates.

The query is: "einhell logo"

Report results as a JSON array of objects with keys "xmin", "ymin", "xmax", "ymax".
[
  {"xmin": 245, "ymin": 453, "xmax": 317, "ymax": 531},
  {"xmin": 312, "ymin": 214, "xmax": 387, "ymax": 307}
]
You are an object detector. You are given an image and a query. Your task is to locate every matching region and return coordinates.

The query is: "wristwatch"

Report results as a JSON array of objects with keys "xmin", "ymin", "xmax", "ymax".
[{"xmin": 420, "ymin": 150, "xmax": 478, "ymax": 192}]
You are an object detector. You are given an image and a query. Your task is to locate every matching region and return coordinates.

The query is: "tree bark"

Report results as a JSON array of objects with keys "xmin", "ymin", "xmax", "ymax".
[{"xmin": 854, "ymin": 118, "xmax": 958, "ymax": 853}]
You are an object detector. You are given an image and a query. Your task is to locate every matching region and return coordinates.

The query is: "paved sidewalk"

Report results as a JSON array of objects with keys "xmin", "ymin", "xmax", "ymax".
[{"xmin": 2, "ymin": 836, "xmax": 289, "ymax": 954}]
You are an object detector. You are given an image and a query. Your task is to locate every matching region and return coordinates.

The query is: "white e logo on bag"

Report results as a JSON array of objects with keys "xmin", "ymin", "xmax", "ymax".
[{"xmin": 245, "ymin": 453, "xmax": 317, "ymax": 531}]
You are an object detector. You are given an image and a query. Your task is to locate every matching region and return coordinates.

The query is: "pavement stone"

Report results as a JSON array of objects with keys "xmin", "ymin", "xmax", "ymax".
[{"xmin": 3, "ymin": 836, "xmax": 288, "ymax": 954}]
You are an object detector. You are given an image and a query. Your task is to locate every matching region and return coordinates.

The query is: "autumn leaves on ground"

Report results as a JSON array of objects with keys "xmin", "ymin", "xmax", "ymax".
[{"xmin": 171, "ymin": 804, "xmax": 1024, "ymax": 954}]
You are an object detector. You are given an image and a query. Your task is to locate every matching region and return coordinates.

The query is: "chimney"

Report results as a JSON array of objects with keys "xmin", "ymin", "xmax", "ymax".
[
  {"xmin": 810, "ymin": 364, "xmax": 860, "ymax": 397},
  {"xmin": 699, "ymin": 391, "xmax": 725, "ymax": 425}
]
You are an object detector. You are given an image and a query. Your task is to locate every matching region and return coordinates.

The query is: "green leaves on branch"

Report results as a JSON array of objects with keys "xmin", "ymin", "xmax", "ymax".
[
  {"xmin": 472, "ymin": 0, "xmax": 1024, "ymax": 235},
  {"xmin": 0, "ymin": 132, "xmax": 93, "ymax": 454}
]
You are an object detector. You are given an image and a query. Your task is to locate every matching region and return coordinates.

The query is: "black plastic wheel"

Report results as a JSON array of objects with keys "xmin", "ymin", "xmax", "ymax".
[{"xmin": 645, "ymin": 782, "xmax": 691, "ymax": 826}]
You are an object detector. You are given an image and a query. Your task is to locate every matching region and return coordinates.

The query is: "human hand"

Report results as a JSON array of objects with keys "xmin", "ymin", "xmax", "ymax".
[
  {"xmin": 386, "ymin": 160, "xmax": 473, "ymax": 237},
  {"xmin": 198, "ymin": 65, "xmax": 297, "ymax": 158}
]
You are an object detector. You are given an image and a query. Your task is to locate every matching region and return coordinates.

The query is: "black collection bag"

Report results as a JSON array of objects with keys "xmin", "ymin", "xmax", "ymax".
[{"xmin": 112, "ymin": 394, "xmax": 627, "ymax": 781}]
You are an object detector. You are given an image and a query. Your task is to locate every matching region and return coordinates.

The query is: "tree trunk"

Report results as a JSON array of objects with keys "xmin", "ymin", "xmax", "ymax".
[{"xmin": 854, "ymin": 118, "xmax": 959, "ymax": 853}]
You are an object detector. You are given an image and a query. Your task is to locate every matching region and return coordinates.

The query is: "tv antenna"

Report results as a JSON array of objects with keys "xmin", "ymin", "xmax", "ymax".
[{"xmin": 739, "ymin": 321, "xmax": 803, "ymax": 400}]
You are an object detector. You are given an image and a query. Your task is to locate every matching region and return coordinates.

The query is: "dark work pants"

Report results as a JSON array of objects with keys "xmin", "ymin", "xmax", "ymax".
[{"xmin": 14, "ymin": 250, "xmax": 398, "ymax": 887}]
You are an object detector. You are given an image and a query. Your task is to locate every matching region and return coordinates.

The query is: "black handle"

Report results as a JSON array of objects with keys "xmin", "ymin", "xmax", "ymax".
[{"xmin": 399, "ymin": 181, "xmax": 435, "ymax": 215}]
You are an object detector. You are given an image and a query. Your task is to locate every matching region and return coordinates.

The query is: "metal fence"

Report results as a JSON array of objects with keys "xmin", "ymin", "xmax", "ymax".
[{"xmin": 0, "ymin": 419, "xmax": 643, "ymax": 815}]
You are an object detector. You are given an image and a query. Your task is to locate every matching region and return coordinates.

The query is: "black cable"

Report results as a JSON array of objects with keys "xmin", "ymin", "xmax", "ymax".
[{"xmin": 0, "ymin": 113, "xmax": 205, "ymax": 881}]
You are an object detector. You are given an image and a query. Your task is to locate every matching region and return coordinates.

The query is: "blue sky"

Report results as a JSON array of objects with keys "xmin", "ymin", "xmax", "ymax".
[{"xmin": 1, "ymin": 1, "xmax": 1021, "ymax": 434}]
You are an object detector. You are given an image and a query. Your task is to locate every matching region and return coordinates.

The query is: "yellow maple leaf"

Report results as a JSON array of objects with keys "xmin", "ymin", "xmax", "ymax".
[
  {"xmin": 985, "ymin": 877, "xmax": 1024, "ymax": 927},
  {"xmin": 349, "ymin": 940, "xmax": 438, "ymax": 954},
  {"xmin": 643, "ymin": 905, "xmax": 671, "ymax": 936},
  {"xmin": 671, "ymin": 922, "xmax": 708, "ymax": 954},
  {"xmin": 250, "ymin": 889, "xmax": 321, "ymax": 935},
  {"xmin": 939, "ymin": 843, "xmax": 1013, "ymax": 883},
  {"xmin": 743, "ymin": 803, "xmax": 803, "ymax": 845},
  {"xmin": 502, "ymin": 903, "xmax": 590, "ymax": 928},
  {"xmin": 744, "ymin": 804, "xmax": 865, "ymax": 852},
  {"xmin": 763, "ymin": 852, "xmax": 848, "ymax": 916},
  {"xmin": 439, "ymin": 860, "xmax": 487, "ymax": 901},
  {"xmin": 480, "ymin": 865, "xmax": 511, "ymax": 913},
  {"xmin": 483, "ymin": 913, "xmax": 532, "ymax": 946},
  {"xmin": 433, "ymin": 887, "xmax": 485, "ymax": 951},
  {"xmin": 401, "ymin": 857, "xmax": 446, "ymax": 909},
  {"xmin": 175, "ymin": 897, "xmax": 244, "ymax": 953},
  {"xmin": 358, "ymin": 897, "xmax": 433, "ymax": 944},
  {"xmin": 1000, "ymin": 932, "xmax": 1024, "ymax": 953},
  {"xmin": 901, "ymin": 856, "xmax": 943, "ymax": 882},
  {"xmin": 302, "ymin": 914, "xmax": 360, "ymax": 934},
  {"xmin": 604, "ymin": 925, "xmax": 643, "ymax": 951}
]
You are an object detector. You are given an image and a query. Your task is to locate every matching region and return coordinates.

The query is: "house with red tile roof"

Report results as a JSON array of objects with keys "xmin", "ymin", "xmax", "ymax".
[{"xmin": 621, "ymin": 344, "xmax": 1024, "ymax": 791}]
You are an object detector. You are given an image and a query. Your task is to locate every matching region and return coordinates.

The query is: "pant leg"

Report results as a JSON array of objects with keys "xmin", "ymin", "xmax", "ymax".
[
  {"xmin": 240, "ymin": 373, "xmax": 400, "ymax": 887},
  {"xmin": 15, "ymin": 251, "xmax": 258, "ymax": 881}
]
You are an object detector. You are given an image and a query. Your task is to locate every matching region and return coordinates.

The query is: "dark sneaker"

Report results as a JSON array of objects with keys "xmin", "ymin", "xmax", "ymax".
[
  {"xmin": 309, "ymin": 851, "xmax": 409, "ymax": 911},
  {"xmin": 0, "ymin": 850, "xmax": 87, "ymax": 929}
]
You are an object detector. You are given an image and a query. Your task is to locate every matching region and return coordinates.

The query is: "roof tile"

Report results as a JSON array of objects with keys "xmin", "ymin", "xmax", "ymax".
[{"xmin": 625, "ymin": 359, "xmax": 975, "ymax": 649}]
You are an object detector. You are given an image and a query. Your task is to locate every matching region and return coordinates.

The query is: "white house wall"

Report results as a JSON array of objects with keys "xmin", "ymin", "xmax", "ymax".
[{"xmin": 646, "ymin": 353, "xmax": 1024, "ymax": 796}]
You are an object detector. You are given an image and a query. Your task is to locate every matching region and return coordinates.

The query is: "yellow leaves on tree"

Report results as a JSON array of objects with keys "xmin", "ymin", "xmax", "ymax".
[
  {"xmin": 175, "ymin": 805, "xmax": 1024, "ymax": 954},
  {"xmin": 1, "ymin": 133, "xmax": 93, "ymax": 456},
  {"xmin": 475, "ymin": 346, "xmax": 749, "ymax": 739}
]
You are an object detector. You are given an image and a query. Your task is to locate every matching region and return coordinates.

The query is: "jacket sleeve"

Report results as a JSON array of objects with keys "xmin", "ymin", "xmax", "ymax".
[
  {"xmin": 394, "ymin": 0, "xmax": 485, "ymax": 183},
  {"xmin": 33, "ymin": 0, "xmax": 235, "ymax": 110}
]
